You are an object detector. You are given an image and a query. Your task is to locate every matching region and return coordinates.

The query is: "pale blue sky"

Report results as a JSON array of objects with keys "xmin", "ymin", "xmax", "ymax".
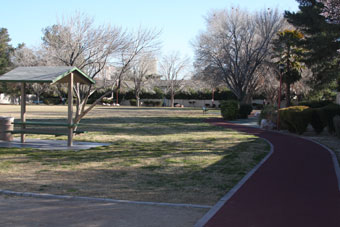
[{"xmin": 1, "ymin": 0, "xmax": 299, "ymax": 59}]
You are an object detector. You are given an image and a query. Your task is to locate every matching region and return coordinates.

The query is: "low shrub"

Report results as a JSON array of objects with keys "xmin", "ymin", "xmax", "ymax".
[
  {"xmin": 143, "ymin": 100, "xmax": 162, "ymax": 107},
  {"xmin": 252, "ymin": 103, "xmax": 264, "ymax": 110},
  {"xmin": 129, "ymin": 99, "xmax": 137, "ymax": 106},
  {"xmin": 43, "ymin": 97, "xmax": 61, "ymax": 105},
  {"xmin": 279, "ymin": 106, "xmax": 310, "ymax": 134},
  {"xmin": 333, "ymin": 115, "xmax": 340, "ymax": 138},
  {"xmin": 309, "ymin": 108, "xmax": 327, "ymax": 134},
  {"xmin": 299, "ymin": 100, "xmax": 333, "ymax": 108},
  {"xmin": 239, "ymin": 104, "xmax": 253, "ymax": 119},
  {"xmin": 320, "ymin": 104, "xmax": 340, "ymax": 133},
  {"xmin": 220, "ymin": 100, "xmax": 239, "ymax": 120}
]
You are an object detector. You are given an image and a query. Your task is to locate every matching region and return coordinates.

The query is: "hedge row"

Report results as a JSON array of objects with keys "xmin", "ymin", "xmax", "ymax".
[
  {"xmin": 220, "ymin": 100, "xmax": 253, "ymax": 120},
  {"xmin": 279, "ymin": 104, "xmax": 340, "ymax": 135},
  {"xmin": 87, "ymin": 89, "xmax": 237, "ymax": 104}
]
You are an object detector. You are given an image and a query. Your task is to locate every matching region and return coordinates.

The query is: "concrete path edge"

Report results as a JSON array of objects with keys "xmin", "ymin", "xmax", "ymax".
[
  {"xmin": 194, "ymin": 138, "xmax": 274, "ymax": 227},
  {"xmin": 0, "ymin": 190, "xmax": 212, "ymax": 209},
  {"xmin": 265, "ymin": 128, "xmax": 340, "ymax": 192},
  {"xmin": 302, "ymin": 137, "xmax": 340, "ymax": 191}
]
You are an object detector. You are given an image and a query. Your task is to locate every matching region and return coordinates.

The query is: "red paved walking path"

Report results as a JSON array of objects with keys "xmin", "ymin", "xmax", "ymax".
[{"xmin": 201, "ymin": 119, "xmax": 340, "ymax": 227}]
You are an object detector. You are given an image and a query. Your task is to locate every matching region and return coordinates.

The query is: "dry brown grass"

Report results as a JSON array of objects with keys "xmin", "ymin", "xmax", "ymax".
[{"xmin": 0, "ymin": 105, "xmax": 269, "ymax": 205}]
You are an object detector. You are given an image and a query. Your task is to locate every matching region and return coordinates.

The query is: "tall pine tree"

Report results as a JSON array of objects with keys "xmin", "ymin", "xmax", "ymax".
[
  {"xmin": 272, "ymin": 30, "xmax": 304, "ymax": 106},
  {"xmin": 285, "ymin": 0, "xmax": 340, "ymax": 89},
  {"xmin": 0, "ymin": 28, "xmax": 12, "ymax": 75}
]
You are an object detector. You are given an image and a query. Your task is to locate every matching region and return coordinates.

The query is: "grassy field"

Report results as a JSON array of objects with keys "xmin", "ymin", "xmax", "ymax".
[{"xmin": 0, "ymin": 105, "xmax": 269, "ymax": 205}]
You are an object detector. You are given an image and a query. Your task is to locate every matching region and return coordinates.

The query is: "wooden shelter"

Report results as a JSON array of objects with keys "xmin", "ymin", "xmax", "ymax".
[{"xmin": 0, "ymin": 66, "xmax": 95, "ymax": 146}]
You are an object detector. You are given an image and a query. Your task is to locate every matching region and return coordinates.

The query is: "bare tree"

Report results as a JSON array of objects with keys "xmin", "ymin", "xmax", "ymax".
[
  {"xmin": 41, "ymin": 13, "xmax": 127, "ymax": 125},
  {"xmin": 129, "ymin": 54, "xmax": 156, "ymax": 107},
  {"xmin": 110, "ymin": 27, "xmax": 161, "ymax": 104},
  {"xmin": 194, "ymin": 8, "xmax": 283, "ymax": 103},
  {"xmin": 159, "ymin": 52, "xmax": 190, "ymax": 107}
]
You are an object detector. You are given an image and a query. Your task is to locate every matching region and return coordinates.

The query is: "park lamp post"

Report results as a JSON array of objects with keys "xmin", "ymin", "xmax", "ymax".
[{"xmin": 277, "ymin": 64, "xmax": 285, "ymax": 130}]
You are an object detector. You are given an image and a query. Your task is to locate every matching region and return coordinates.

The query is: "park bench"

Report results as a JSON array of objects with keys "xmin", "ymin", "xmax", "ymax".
[{"xmin": 6, "ymin": 121, "xmax": 86, "ymax": 137}]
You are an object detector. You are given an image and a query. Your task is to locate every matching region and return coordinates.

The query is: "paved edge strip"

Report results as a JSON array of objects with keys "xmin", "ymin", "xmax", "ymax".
[
  {"xmin": 194, "ymin": 138, "xmax": 274, "ymax": 227},
  {"xmin": 0, "ymin": 190, "xmax": 212, "ymax": 209},
  {"xmin": 302, "ymin": 137, "xmax": 340, "ymax": 192}
]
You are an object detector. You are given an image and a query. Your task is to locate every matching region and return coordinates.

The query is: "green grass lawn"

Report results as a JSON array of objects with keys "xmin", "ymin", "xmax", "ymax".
[{"xmin": 0, "ymin": 105, "xmax": 269, "ymax": 205}]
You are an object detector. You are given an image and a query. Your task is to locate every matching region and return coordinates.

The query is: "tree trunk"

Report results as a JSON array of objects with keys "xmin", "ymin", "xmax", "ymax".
[
  {"xmin": 116, "ymin": 89, "xmax": 119, "ymax": 105},
  {"xmin": 285, "ymin": 82, "xmax": 291, "ymax": 107},
  {"xmin": 136, "ymin": 94, "xmax": 140, "ymax": 107},
  {"xmin": 171, "ymin": 92, "xmax": 175, "ymax": 107}
]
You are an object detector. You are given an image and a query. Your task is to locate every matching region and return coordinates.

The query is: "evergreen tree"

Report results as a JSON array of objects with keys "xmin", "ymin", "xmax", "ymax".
[
  {"xmin": 285, "ymin": 0, "xmax": 340, "ymax": 89},
  {"xmin": 272, "ymin": 29, "xmax": 304, "ymax": 106},
  {"xmin": 0, "ymin": 28, "xmax": 12, "ymax": 75}
]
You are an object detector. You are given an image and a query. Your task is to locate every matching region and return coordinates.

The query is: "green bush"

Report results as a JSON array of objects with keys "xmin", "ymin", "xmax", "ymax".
[
  {"xmin": 279, "ymin": 106, "xmax": 310, "ymax": 134},
  {"xmin": 333, "ymin": 115, "xmax": 340, "ymax": 138},
  {"xmin": 220, "ymin": 100, "xmax": 239, "ymax": 120},
  {"xmin": 129, "ymin": 99, "xmax": 137, "ymax": 106},
  {"xmin": 239, "ymin": 104, "xmax": 253, "ymax": 119},
  {"xmin": 320, "ymin": 104, "xmax": 340, "ymax": 133},
  {"xmin": 43, "ymin": 97, "xmax": 61, "ymax": 105},
  {"xmin": 298, "ymin": 100, "xmax": 333, "ymax": 108},
  {"xmin": 309, "ymin": 108, "xmax": 326, "ymax": 134}
]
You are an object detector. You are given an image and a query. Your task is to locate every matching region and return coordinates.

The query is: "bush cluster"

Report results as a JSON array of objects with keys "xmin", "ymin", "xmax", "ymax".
[
  {"xmin": 279, "ymin": 106, "xmax": 310, "ymax": 134},
  {"xmin": 43, "ymin": 97, "xmax": 61, "ymax": 105},
  {"xmin": 88, "ymin": 88, "xmax": 237, "ymax": 104},
  {"xmin": 278, "ymin": 104, "xmax": 340, "ymax": 135},
  {"xmin": 129, "ymin": 99, "xmax": 137, "ymax": 106},
  {"xmin": 298, "ymin": 100, "xmax": 333, "ymax": 108},
  {"xmin": 220, "ymin": 100, "xmax": 239, "ymax": 120},
  {"xmin": 239, "ymin": 104, "xmax": 253, "ymax": 119},
  {"xmin": 220, "ymin": 101, "xmax": 253, "ymax": 120},
  {"xmin": 144, "ymin": 100, "xmax": 162, "ymax": 107}
]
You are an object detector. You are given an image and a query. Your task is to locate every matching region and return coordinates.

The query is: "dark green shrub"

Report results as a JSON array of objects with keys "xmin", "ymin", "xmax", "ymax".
[
  {"xmin": 309, "ymin": 108, "xmax": 326, "ymax": 134},
  {"xmin": 333, "ymin": 115, "xmax": 340, "ymax": 138},
  {"xmin": 279, "ymin": 106, "xmax": 310, "ymax": 134},
  {"xmin": 43, "ymin": 97, "xmax": 61, "ymax": 105},
  {"xmin": 239, "ymin": 104, "xmax": 253, "ymax": 119},
  {"xmin": 129, "ymin": 99, "xmax": 137, "ymax": 106},
  {"xmin": 220, "ymin": 100, "xmax": 239, "ymax": 120},
  {"xmin": 299, "ymin": 100, "xmax": 333, "ymax": 108},
  {"xmin": 320, "ymin": 104, "xmax": 340, "ymax": 133},
  {"xmin": 252, "ymin": 103, "xmax": 264, "ymax": 110}
]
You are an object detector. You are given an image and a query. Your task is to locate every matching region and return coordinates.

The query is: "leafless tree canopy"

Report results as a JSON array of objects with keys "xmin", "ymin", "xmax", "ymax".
[
  {"xmin": 159, "ymin": 52, "xmax": 190, "ymax": 107},
  {"xmin": 194, "ymin": 8, "xmax": 283, "ymax": 103},
  {"xmin": 129, "ymin": 53, "xmax": 157, "ymax": 107},
  {"xmin": 109, "ymin": 27, "xmax": 161, "ymax": 103}
]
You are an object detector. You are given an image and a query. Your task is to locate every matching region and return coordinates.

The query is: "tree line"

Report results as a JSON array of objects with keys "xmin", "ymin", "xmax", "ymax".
[{"xmin": 1, "ymin": 0, "xmax": 340, "ymax": 116}]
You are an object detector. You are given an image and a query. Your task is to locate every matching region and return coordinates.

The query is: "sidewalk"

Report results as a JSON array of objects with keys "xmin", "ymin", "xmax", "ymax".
[{"xmin": 199, "ymin": 118, "xmax": 340, "ymax": 227}]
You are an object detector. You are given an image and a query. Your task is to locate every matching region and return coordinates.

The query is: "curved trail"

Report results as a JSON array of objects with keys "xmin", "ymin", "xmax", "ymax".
[{"xmin": 200, "ymin": 118, "xmax": 340, "ymax": 227}]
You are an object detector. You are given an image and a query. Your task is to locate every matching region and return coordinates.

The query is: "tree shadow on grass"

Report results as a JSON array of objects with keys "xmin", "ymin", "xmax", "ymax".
[
  {"xmin": 13, "ymin": 116, "xmax": 234, "ymax": 137},
  {"xmin": 0, "ymin": 137, "xmax": 269, "ymax": 205}
]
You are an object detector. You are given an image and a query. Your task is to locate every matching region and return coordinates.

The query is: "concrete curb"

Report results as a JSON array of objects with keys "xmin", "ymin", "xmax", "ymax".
[
  {"xmin": 263, "ymin": 128, "xmax": 340, "ymax": 192},
  {"xmin": 302, "ymin": 137, "xmax": 340, "ymax": 192},
  {"xmin": 0, "ymin": 190, "xmax": 212, "ymax": 209},
  {"xmin": 194, "ymin": 138, "xmax": 274, "ymax": 227}
]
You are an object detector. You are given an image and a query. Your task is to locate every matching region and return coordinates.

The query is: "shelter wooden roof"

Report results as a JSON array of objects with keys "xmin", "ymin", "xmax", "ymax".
[{"xmin": 0, "ymin": 66, "xmax": 95, "ymax": 85}]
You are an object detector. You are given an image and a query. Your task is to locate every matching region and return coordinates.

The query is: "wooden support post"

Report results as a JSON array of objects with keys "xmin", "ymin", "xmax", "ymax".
[
  {"xmin": 68, "ymin": 73, "xmax": 74, "ymax": 147},
  {"xmin": 20, "ymin": 82, "xmax": 26, "ymax": 143}
]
